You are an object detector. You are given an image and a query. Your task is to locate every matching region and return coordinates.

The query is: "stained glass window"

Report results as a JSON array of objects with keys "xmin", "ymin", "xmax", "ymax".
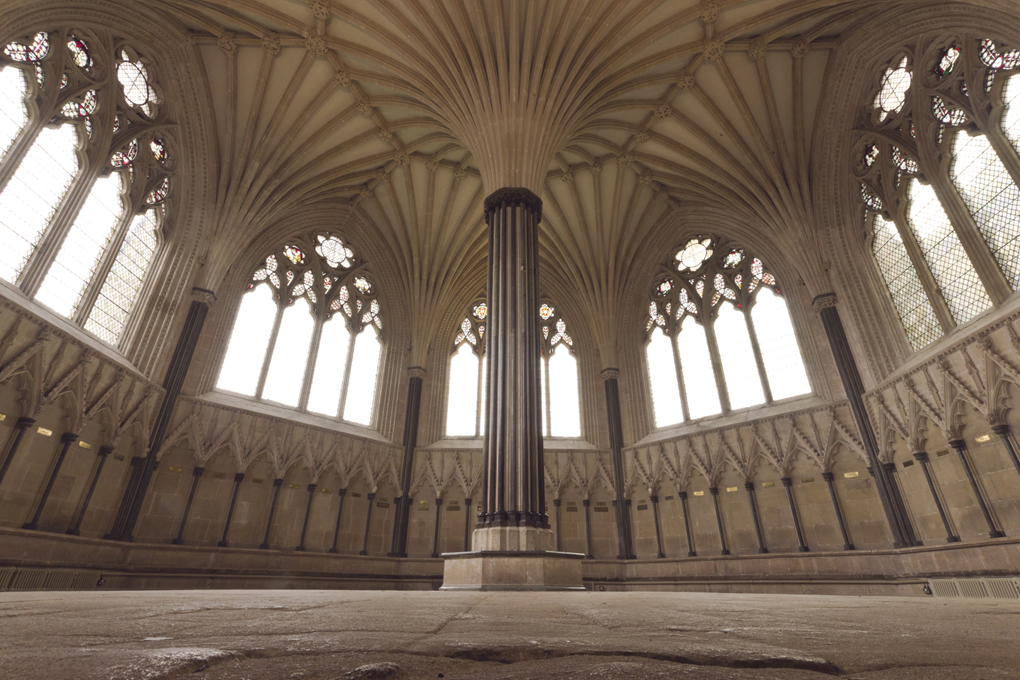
[
  {"xmin": 217, "ymin": 231, "xmax": 383, "ymax": 426},
  {"xmin": 548, "ymin": 346, "xmax": 581, "ymax": 438},
  {"xmin": 644, "ymin": 236, "xmax": 809, "ymax": 427},
  {"xmin": 447, "ymin": 343, "xmax": 480, "ymax": 436},
  {"xmin": 0, "ymin": 30, "xmax": 173, "ymax": 347}
]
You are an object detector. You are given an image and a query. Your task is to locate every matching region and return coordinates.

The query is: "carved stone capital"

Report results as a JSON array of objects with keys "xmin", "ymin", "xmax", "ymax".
[
  {"xmin": 601, "ymin": 367, "xmax": 621, "ymax": 381},
  {"xmin": 812, "ymin": 293, "xmax": 838, "ymax": 312},
  {"xmin": 407, "ymin": 366, "xmax": 426, "ymax": 380},
  {"xmin": 191, "ymin": 287, "xmax": 217, "ymax": 306},
  {"xmin": 483, "ymin": 187, "xmax": 543, "ymax": 224}
]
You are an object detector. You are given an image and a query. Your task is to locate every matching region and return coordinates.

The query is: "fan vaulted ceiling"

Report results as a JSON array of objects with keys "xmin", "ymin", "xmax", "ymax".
[{"xmin": 162, "ymin": 0, "xmax": 878, "ymax": 361}]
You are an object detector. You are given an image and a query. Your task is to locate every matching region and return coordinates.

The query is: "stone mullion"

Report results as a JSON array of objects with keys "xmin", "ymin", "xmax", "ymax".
[
  {"xmin": 255, "ymin": 305, "xmax": 286, "ymax": 400},
  {"xmin": 23, "ymin": 432, "xmax": 78, "ymax": 530},
  {"xmin": 0, "ymin": 115, "xmax": 47, "ymax": 197},
  {"xmin": 913, "ymin": 84, "xmax": 1012, "ymax": 304},
  {"xmin": 678, "ymin": 491, "xmax": 696, "ymax": 557},
  {"xmin": 71, "ymin": 204, "xmax": 136, "ymax": 326},
  {"xmin": 744, "ymin": 311, "xmax": 773, "ymax": 404},
  {"xmin": 297, "ymin": 317, "xmax": 325, "ymax": 411},
  {"xmin": 67, "ymin": 445, "xmax": 114, "ymax": 535},
  {"xmin": 669, "ymin": 333, "xmax": 691, "ymax": 422},
  {"xmin": 172, "ymin": 466, "xmax": 204, "ymax": 545},
  {"xmin": 912, "ymin": 452, "xmax": 960, "ymax": 543},
  {"xmin": 703, "ymin": 319, "xmax": 732, "ymax": 413},
  {"xmin": 336, "ymin": 327, "xmax": 358, "ymax": 419},
  {"xmin": 888, "ymin": 211, "xmax": 956, "ymax": 333}
]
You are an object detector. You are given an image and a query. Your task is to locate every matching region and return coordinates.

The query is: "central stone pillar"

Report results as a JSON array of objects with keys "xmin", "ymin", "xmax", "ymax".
[{"xmin": 441, "ymin": 187, "xmax": 583, "ymax": 591}]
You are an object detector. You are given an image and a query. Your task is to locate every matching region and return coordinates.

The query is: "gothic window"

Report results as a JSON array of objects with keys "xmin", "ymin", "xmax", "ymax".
[
  {"xmin": 0, "ymin": 31, "xmax": 172, "ymax": 346},
  {"xmin": 644, "ymin": 237, "xmax": 811, "ymax": 428},
  {"xmin": 855, "ymin": 38, "xmax": 1020, "ymax": 352},
  {"xmin": 444, "ymin": 300, "xmax": 581, "ymax": 438},
  {"xmin": 216, "ymin": 232, "xmax": 383, "ymax": 426}
]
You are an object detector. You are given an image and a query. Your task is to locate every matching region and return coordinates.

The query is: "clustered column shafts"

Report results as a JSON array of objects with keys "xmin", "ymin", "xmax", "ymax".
[
  {"xmin": 217, "ymin": 472, "xmax": 245, "ymax": 547},
  {"xmin": 173, "ymin": 466, "xmax": 205, "ymax": 545},
  {"xmin": 329, "ymin": 488, "xmax": 348, "ymax": 553},
  {"xmin": 913, "ymin": 453, "xmax": 960, "ymax": 543},
  {"xmin": 360, "ymin": 492, "xmax": 376, "ymax": 555},
  {"xmin": 709, "ymin": 487, "xmax": 730, "ymax": 556},
  {"xmin": 781, "ymin": 477, "xmax": 810, "ymax": 552},
  {"xmin": 478, "ymin": 188, "xmax": 547, "ymax": 535},
  {"xmin": 68, "ymin": 445, "xmax": 114, "ymax": 536},
  {"xmin": 650, "ymin": 496, "xmax": 665, "ymax": 558},
  {"xmin": 391, "ymin": 369, "xmax": 425, "ymax": 557},
  {"xmin": 24, "ymin": 432, "xmax": 78, "ymax": 531},
  {"xmin": 679, "ymin": 491, "xmax": 696, "ymax": 557},
  {"xmin": 881, "ymin": 463, "xmax": 921, "ymax": 546},
  {"xmin": 0, "ymin": 417, "xmax": 35, "ymax": 487},
  {"xmin": 295, "ymin": 483, "xmax": 317, "ymax": 551},
  {"xmin": 583, "ymin": 499, "xmax": 594, "ymax": 559},
  {"xmin": 603, "ymin": 370, "xmax": 635, "ymax": 559},
  {"xmin": 948, "ymin": 439, "xmax": 1005, "ymax": 538},
  {"xmin": 260, "ymin": 478, "xmax": 284, "ymax": 549},
  {"xmin": 822, "ymin": 471, "xmax": 855, "ymax": 551},
  {"xmin": 108, "ymin": 291, "xmax": 214, "ymax": 541},
  {"xmin": 813, "ymin": 294, "xmax": 914, "ymax": 549},
  {"xmin": 744, "ymin": 482, "xmax": 768, "ymax": 554},
  {"xmin": 992, "ymin": 425, "xmax": 1020, "ymax": 479}
]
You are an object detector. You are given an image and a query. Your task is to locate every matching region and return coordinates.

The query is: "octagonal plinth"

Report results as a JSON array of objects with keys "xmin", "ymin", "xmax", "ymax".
[{"xmin": 440, "ymin": 551, "xmax": 585, "ymax": 591}]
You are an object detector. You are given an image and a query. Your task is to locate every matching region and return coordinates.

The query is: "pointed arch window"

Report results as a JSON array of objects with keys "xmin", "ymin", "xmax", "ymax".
[
  {"xmin": 644, "ymin": 237, "xmax": 811, "ymax": 428},
  {"xmin": 856, "ymin": 38, "xmax": 1020, "ymax": 351},
  {"xmin": 0, "ymin": 31, "xmax": 172, "ymax": 346},
  {"xmin": 216, "ymin": 232, "xmax": 383, "ymax": 426},
  {"xmin": 444, "ymin": 300, "xmax": 582, "ymax": 438}
]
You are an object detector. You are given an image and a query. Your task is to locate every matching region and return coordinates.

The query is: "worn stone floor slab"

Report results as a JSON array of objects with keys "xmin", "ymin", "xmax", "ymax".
[{"xmin": 0, "ymin": 590, "xmax": 1018, "ymax": 679}]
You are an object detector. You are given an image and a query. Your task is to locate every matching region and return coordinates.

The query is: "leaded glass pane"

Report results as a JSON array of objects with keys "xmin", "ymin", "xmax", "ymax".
[
  {"xmin": 446, "ymin": 343, "xmax": 479, "ymax": 436},
  {"xmin": 646, "ymin": 328, "xmax": 682, "ymax": 428},
  {"xmin": 306, "ymin": 315, "xmax": 350, "ymax": 417},
  {"xmin": 0, "ymin": 124, "xmax": 79, "ymax": 282},
  {"xmin": 870, "ymin": 215, "xmax": 941, "ymax": 350},
  {"xmin": 85, "ymin": 210, "xmax": 158, "ymax": 344},
  {"xmin": 906, "ymin": 179, "xmax": 991, "ymax": 324},
  {"xmin": 714, "ymin": 303, "xmax": 765, "ymax": 411},
  {"xmin": 751, "ymin": 289, "xmax": 811, "ymax": 400},
  {"xmin": 0, "ymin": 66, "xmax": 27, "ymax": 161},
  {"xmin": 950, "ymin": 131, "xmax": 1020, "ymax": 289},
  {"xmin": 35, "ymin": 173, "xmax": 124, "ymax": 318},
  {"xmin": 263, "ymin": 297, "xmax": 315, "ymax": 407},
  {"xmin": 677, "ymin": 317, "xmax": 721, "ymax": 420},
  {"xmin": 548, "ymin": 346, "xmax": 581, "ymax": 438},
  {"xmin": 479, "ymin": 354, "xmax": 488, "ymax": 434},
  {"xmin": 343, "ymin": 325, "xmax": 381, "ymax": 425},
  {"xmin": 217, "ymin": 284, "xmax": 277, "ymax": 396}
]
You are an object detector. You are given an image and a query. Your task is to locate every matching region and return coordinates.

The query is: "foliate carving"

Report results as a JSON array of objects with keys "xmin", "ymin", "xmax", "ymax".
[
  {"xmin": 305, "ymin": 33, "xmax": 328, "ymax": 56},
  {"xmin": 357, "ymin": 99, "xmax": 373, "ymax": 115},
  {"xmin": 791, "ymin": 38, "xmax": 810, "ymax": 59},
  {"xmin": 617, "ymin": 153, "xmax": 634, "ymax": 167},
  {"xmin": 634, "ymin": 131, "xmax": 649, "ymax": 144},
  {"xmin": 377, "ymin": 128, "xmax": 393, "ymax": 143},
  {"xmin": 483, "ymin": 187, "xmax": 543, "ymax": 223},
  {"xmin": 261, "ymin": 32, "xmax": 281, "ymax": 56},
  {"xmin": 453, "ymin": 167, "xmax": 466, "ymax": 180},
  {"xmin": 601, "ymin": 368, "xmax": 620, "ymax": 381},
  {"xmin": 393, "ymin": 150, "xmax": 410, "ymax": 166},
  {"xmin": 425, "ymin": 156, "xmax": 439, "ymax": 173},
  {"xmin": 334, "ymin": 69, "xmax": 352, "ymax": 88},
  {"xmin": 748, "ymin": 37, "xmax": 767, "ymax": 62},
  {"xmin": 699, "ymin": 0, "xmax": 720, "ymax": 23},
  {"xmin": 702, "ymin": 40, "xmax": 725, "ymax": 62},
  {"xmin": 407, "ymin": 367, "xmax": 427, "ymax": 380},
  {"xmin": 676, "ymin": 70, "xmax": 696, "ymax": 90},
  {"xmin": 654, "ymin": 100, "xmax": 671, "ymax": 119},
  {"xmin": 190, "ymin": 288, "xmax": 217, "ymax": 306},
  {"xmin": 590, "ymin": 159, "xmax": 603, "ymax": 176},
  {"xmin": 812, "ymin": 293, "xmax": 838, "ymax": 312},
  {"xmin": 217, "ymin": 32, "xmax": 237, "ymax": 54},
  {"xmin": 638, "ymin": 172, "xmax": 655, "ymax": 186},
  {"xmin": 561, "ymin": 170, "xmax": 574, "ymax": 184},
  {"xmin": 309, "ymin": 0, "xmax": 330, "ymax": 20}
]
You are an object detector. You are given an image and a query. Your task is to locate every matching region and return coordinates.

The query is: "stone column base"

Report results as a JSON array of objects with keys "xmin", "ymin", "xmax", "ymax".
[
  {"xmin": 472, "ymin": 526, "xmax": 554, "ymax": 551},
  {"xmin": 440, "ymin": 551, "xmax": 586, "ymax": 591}
]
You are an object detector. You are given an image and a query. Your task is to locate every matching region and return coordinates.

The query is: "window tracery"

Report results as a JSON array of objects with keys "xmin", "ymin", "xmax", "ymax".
[
  {"xmin": 645, "ymin": 236, "xmax": 810, "ymax": 428},
  {"xmin": 444, "ymin": 300, "xmax": 581, "ymax": 438},
  {"xmin": 855, "ymin": 37, "xmax": 1020, "ymax": 351},
  {"xmin": 0, "ymin": 29, "xmax": 173, "ymax": 346},
  {"xmin": 217, "ymin": 231, "xmax": 383, "ymax": 426}
]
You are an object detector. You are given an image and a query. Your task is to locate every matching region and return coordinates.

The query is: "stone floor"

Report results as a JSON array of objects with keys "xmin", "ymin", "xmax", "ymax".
[{"xmin": 0, "ymin": 590, "xmax": 1018, "ymax": 679}]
